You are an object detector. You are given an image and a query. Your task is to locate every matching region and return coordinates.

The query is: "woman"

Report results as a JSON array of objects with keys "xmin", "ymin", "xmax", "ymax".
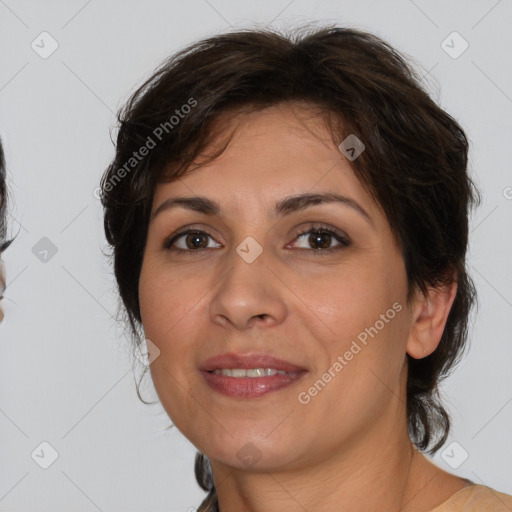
[{"xmin": 101, "ymin": 26, "xmax": 512, "ymax": 511}]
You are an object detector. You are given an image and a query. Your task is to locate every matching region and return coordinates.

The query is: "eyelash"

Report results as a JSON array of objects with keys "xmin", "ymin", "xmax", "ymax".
[{"xmin": 163, "ymin": 223, "xmax": 351, "ymax": 254}]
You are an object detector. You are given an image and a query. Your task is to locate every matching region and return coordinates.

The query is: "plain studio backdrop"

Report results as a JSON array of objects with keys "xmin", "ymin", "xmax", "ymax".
[{"xmin": 0, "ymin": 1, "xmax": 511, "ymax": 510}]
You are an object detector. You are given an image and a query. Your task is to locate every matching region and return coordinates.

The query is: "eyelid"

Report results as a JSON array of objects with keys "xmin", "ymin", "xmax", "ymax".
[{"xmin": 291, "ymin": 222, "xmax": 351, "ymax": 244}]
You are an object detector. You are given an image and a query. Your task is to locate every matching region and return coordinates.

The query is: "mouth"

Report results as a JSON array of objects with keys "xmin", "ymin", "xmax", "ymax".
[{"xmin": 199, "ymin": 353, "xmax": 308, "ymax": 398}]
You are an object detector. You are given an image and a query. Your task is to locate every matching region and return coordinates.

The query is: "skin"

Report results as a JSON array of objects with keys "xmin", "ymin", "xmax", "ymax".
[{"xmin": 139, "ymin": 102, "xmax": 468, "ymax": 511}]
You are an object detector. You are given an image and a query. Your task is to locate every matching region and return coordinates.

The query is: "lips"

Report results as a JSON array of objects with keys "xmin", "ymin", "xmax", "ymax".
[
  {"xmin": 199, "ymin": 352, "xmax": 307, "ymax": 373},
  {"xmin": 199, "ymin": 353, "xmax": 308, "ymax": 398}
]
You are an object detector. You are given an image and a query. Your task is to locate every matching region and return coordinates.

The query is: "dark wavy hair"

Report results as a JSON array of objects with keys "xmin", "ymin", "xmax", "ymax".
[
  {"xmin": 100, "ymin": 25, "xmax": 480, "ymax": 512},
  {"xmin": 0, "ymin": 138, "xmax": 13, "ymax": 254}
]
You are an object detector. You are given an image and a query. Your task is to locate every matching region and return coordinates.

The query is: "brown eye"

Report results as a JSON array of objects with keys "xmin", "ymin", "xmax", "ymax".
[
  {"xmin": 164, "ymin": 229, "xmax": 221, "ymax": 251},
  {"xmin": 290, "ymin": 225, "xmax": 350, "ymax": 252}
]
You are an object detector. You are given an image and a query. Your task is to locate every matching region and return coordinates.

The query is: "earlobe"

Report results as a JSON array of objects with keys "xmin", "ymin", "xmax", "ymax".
[{"xmin": 406, "ymin": 280, "xmax": 458, "ymax": 359}]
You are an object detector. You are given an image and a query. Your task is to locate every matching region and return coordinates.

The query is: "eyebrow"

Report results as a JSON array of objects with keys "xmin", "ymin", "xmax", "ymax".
[{"xmin": 152, "ymin": 192, "xmax": 374, "ymax": 227}]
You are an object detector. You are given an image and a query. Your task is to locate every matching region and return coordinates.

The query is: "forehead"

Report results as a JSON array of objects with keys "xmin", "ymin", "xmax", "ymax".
[{"xmin": 153, "ymin": 103, "xmax": 380, "ymax": 221}]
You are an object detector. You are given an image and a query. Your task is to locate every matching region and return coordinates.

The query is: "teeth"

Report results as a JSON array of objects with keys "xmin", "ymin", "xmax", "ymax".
[{"xmin": 212, "ymin": 368, "xmax": 290, "ymax": 377}]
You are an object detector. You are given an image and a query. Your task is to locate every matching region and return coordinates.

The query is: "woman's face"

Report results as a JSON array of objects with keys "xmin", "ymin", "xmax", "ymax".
[{"xmin": 139, "ymin": 103, "xmax": 416, "ymax": 472}]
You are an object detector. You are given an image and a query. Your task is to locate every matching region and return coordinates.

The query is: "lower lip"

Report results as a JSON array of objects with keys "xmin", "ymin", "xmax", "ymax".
[{"xmin": 200, "ymin": 370, "xmax": 307, "ymax": 398}]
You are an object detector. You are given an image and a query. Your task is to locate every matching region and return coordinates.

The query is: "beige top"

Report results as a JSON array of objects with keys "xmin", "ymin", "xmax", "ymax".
[{"xmin": 431, "ymin": 482, "xmax": 512, "ymax": 511}]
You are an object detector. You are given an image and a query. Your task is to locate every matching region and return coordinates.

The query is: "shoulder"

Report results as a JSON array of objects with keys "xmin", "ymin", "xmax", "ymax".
[{"xmin": 432, "ymin": 483, "xmax": 512, "ymax": 512}]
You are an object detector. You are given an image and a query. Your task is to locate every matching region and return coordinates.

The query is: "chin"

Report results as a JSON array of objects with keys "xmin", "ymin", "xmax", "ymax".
[{"xmin": 202, "ymin": 432, "xmax": 300, "ymax": 472}]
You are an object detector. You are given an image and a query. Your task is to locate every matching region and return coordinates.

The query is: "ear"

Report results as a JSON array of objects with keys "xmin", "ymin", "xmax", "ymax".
[{"xmin": 406, "ymin": 278, "xmax": 457, "ymax": 359}]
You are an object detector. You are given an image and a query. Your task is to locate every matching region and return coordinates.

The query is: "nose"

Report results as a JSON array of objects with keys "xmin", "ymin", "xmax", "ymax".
[{"xmin": 208, "ymin": 245, "xmax": 287, "ymax": 331}]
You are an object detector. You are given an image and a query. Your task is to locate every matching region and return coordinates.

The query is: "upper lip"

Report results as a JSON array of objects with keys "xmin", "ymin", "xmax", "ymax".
[{"xmin": 199, "ymin": 353, "xmax": 307, "ymax": 372}]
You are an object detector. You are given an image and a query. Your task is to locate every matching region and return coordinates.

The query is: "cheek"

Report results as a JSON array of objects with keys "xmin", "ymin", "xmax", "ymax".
[
  {"xmin": 296, "ymin": 260, "xmax": 399, "ymax": 337},
  {"xmin": 138, "ymin": 262, "xmax": 209, "ymax": 380},
  {"xmin": 139, "ymin": 261, "xmax": 200, "ymax": 334},
  {"xmin": 138, "ymin": 267, "xmax": 204, "ymax": 429},
  {"xmin": 139, "ymin": 268, "xmax": 186, "ymax": 373},
  {"xmin": 292, "ymin": 259, "xmax": 409, "ymax": 398}
]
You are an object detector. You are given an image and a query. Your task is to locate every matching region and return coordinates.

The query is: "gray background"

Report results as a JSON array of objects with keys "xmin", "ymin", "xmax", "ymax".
[{"xmin": 1, "ymin": 0, "xmax": 511, "ymax": 510}]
